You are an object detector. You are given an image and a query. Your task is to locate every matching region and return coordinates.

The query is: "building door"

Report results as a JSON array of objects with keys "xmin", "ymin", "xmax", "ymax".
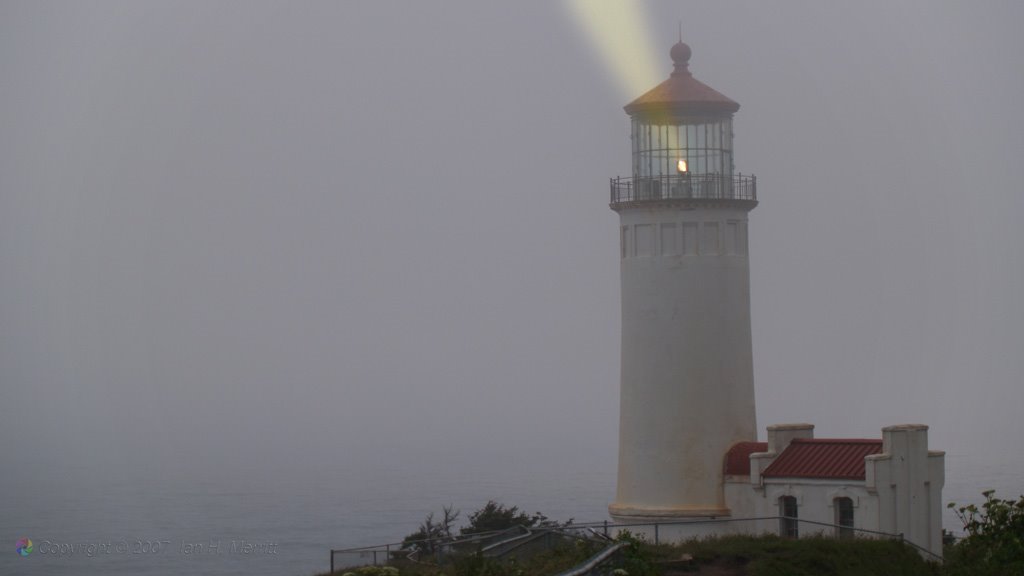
[
  {"xmin": 779, "ymin": 496, "xmax": 798, "ymax": 538},
  {"xmin": 835, "ymin": 497, "xmax": 854, "ymax": 538}
]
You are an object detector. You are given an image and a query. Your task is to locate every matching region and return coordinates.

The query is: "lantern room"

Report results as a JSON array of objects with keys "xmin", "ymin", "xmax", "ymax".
[{"xmin": 611, "ymin": 41, "xmax": 755, "ymax": 206}]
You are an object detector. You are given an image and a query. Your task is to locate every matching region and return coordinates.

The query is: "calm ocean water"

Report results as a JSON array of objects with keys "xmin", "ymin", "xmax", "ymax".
[{"xmin": 1, "ymin": 451, "xmax": 1020, "ymax": 576}]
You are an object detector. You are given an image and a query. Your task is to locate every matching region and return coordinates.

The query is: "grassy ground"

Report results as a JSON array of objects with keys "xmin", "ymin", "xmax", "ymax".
[
  {"xmin": 319, "ymin": 539, "xmax": 599, "ymax": 576},
  {"xmin": 643, "ymin": 535, "xmax": 939, "ymax": 576}
]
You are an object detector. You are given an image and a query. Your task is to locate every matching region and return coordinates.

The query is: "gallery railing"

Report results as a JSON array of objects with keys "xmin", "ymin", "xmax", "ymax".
[{"xmin": 610, "ymin": 173, "xmax": 756, "ymax": 206}]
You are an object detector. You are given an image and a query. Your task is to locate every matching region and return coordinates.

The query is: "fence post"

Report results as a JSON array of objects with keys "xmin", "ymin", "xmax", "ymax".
[
  {"xmin": 330, "ymin": 550, "xmax": 334, "ymax": 574},
  {"xmin": 654, "ymin": 523, "xmax": 659, "ymax": 545},
  {"xmin": 603, "ymin": 520, "xmax": 608, "ymax": 538}
]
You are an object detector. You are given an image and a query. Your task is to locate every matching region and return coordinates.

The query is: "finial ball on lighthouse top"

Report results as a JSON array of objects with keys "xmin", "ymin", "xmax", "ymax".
[{"xmin": 670, "ymin": 41, "xmax": 692, "ymax": 66}]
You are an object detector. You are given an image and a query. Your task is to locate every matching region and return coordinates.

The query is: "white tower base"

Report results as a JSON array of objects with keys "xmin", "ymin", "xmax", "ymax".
[{"xmin": 611, "ymin": 203, "xmax": 757, "ymax": 521}]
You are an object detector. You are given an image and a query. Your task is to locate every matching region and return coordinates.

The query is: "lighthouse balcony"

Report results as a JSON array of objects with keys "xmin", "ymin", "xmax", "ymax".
[{"xmin": 610, "ymin": 173, "xmax": 756, "ymax": 209}]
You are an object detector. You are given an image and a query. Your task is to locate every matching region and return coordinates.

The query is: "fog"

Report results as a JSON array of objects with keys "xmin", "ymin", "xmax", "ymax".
[{"xmin": 2, "ymin": 1, "xmax": 1022, "ymax": 489}]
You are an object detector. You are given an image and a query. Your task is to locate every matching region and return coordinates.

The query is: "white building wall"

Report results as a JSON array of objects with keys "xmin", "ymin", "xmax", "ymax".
[
  {"xmin": 759, "ymin": 480, "xmax": 877, "ymax": 537},
  {"xmin": 612, "ymin": 205, "xmax": 756, "ymax": 520},
  {"xmin": 725, "ymin": 478, "xmax": 881, "ymax": 539},
  {"xmin": 723, "ymin": 479, "xmax": 773, "ymax": 535},
  {"xmin": 865, "ymin": 424, "xmax": 945, "ymax": 558}
]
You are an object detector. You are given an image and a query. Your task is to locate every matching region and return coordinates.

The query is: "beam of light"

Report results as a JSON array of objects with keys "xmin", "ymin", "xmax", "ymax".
[{"xmin": 564, "ymin": 0, "xmax": 661, "ymax": 101}]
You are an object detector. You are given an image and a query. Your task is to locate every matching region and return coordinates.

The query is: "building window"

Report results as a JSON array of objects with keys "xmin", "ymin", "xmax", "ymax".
[
  {"xmin": 779, "ymin": 496, "xmax": 798, "ymax": 538},
  {"xmin": 835, "ymin": 497, "xmax": 854, "ymax": 539}
]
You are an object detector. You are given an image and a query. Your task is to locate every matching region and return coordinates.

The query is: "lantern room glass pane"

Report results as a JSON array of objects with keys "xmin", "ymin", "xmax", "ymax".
[{"xmin": 632, "ymin": 117, "xmax": 734, "ymax": 178}]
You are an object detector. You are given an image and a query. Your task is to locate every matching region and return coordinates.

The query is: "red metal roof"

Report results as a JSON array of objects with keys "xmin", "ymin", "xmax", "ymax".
[
  {"xmin": 762, "ymin": 439, "xmax": 883, "ymax": 480},
  {"xmin": 625, "ymin": 42, "xmax": 740, "ymax": 117},
  {"xmin": 724, "ymin": 441, "xmax": 768, "ymax": 476}
]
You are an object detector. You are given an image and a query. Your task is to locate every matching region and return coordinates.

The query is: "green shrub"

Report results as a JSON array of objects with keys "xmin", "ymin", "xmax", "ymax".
[
  {"xmin": 946, "ymin": 491, "xmax": 1024, "ymax": 576},
  {"xmin": 348, "ymin": 567, "xmax": 400, "ymax": 576},
  {"xmin": 460, "ymin": 501, "xmax": 554, "ymax": 536}
]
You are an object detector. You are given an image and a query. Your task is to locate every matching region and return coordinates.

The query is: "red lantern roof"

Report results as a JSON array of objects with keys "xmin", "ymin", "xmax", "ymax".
[{"xmin": 625, "ymin": 41, "xmax": 740, "ymax": 117}]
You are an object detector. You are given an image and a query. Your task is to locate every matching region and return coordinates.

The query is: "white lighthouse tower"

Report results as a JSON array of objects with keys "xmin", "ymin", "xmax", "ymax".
[{"xmin": 609, "ymin": 41, "xmax": 758, "ymax": 523}]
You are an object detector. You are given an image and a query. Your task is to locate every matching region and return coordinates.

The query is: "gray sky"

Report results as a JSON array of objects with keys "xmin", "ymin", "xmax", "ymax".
[{"xmin": 2, "ymin": 1, "xmax": 1022, "ymax": 481}]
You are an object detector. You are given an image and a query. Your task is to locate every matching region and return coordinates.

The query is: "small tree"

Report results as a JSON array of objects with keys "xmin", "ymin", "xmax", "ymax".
[
  {"xmin": 946, "ymin": 490, "xmax": 1024, "ymax": 576},
  {"xmin": 401, "ymin": 505, "xmax": 460, "ymax": 556},
  {"xmin": 460, "ymin": 501, "xmax": 556, "ymax": 536}
]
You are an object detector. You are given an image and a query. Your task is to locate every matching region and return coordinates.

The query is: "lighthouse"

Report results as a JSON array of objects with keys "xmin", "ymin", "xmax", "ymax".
[{"xmin": 609, "ymin": 41, "xmax": 758, "ymax": 522}]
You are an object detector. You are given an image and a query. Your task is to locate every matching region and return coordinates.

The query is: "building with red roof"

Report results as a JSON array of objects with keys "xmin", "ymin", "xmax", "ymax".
[{"xmin": 720, "ymin": 423, "xmax": 944, "ymax": 558}]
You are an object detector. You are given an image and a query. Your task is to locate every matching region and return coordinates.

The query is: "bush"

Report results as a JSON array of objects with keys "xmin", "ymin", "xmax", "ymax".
[
  {"xmin": 612, "ymin": 531, "xmax": 659, "ymax": 576},
  {"xmin": 459, "ymin": 501, "xmax": 553, "ymax": 536},
  {"xmin": 340, "ymin": 567, "xmax": 401, "ymax": 576},
  {"xmin": 946, "ymin": 491, "xmax": 1024, "ymax": 576},
  {"xmin": 400, "ymin": 501, "xmax": 570, "ymax": 557}
]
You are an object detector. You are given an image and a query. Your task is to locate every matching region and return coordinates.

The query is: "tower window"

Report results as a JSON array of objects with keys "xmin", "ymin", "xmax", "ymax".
[
  {"xmin": 779, "ymin": 496, "xmax": 798, "ymax": 538},
  {"xmin": 835, "ymin": 497, "xmax": 854, "ymax": 538}
]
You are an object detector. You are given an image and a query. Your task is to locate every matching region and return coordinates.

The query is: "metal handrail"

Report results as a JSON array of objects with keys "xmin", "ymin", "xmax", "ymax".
[
  {"xmin": 329, "ymin": 527, "xmax": 515, "ymax": 573},
  {"xmin": 610, "ymin": 173, "xmax": 756, "ymax": 205},
  {"xmin": 329, "ymin": 527, "xmax": 508, "ymax": 555},
  {"xmin": 571, "ymin": 516, "xmax": 943, "ymax": 562},
  {"xmin": 553, "ymin": 542, "xmax": 626, "ymax": 576}
]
